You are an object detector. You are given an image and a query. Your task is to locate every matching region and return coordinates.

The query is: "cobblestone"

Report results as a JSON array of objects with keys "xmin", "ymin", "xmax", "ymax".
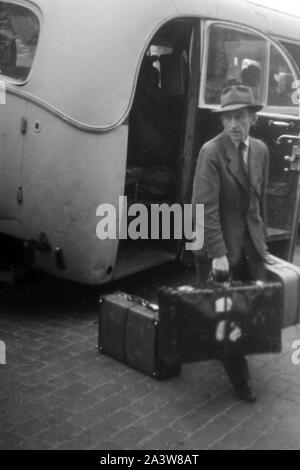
[{"xmin": 0, "ymin": 263, "xmax": 299, "ymax": 450}]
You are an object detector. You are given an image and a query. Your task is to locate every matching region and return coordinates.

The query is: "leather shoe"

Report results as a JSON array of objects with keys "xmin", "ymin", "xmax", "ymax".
[{"xmin": 234, "ymin": 381, "xmax": 257, "ymax": 403}]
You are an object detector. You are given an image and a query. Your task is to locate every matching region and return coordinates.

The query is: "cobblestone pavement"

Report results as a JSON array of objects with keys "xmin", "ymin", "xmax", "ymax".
[{"xmin": 0, "ymin": 262, "xmax": 299, "ymax": 450}]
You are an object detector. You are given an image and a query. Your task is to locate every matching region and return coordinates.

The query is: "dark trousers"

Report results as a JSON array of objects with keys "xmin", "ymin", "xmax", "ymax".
[{"xmin": 195, "ymin": 238, "xmax": 265, "ymax": 387}]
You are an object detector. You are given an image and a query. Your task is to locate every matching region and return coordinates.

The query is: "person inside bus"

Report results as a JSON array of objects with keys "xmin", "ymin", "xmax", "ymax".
[
  {"xmin": 268, "ymin": 72, "xmax": 293, "ymax": 106},
  {"xmin": 0, "ymin": 30, "xmax": 17, "ymax": 72},
  {"xmin": 241, "ymin": 60, "xmax": 261, "ymax": 101},
  {"xmin": 192, "ymin": 85, "xmax": 269, "ymax": 403}
]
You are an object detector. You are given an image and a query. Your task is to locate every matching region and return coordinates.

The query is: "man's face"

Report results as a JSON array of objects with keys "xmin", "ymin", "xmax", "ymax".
[{"xmin": 221, "ymin": 108, "xmax": 255, "ymax": 144}]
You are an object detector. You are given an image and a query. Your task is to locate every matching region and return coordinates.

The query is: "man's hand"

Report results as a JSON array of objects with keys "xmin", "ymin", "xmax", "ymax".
[{"xmin": 212, "ymin": 255, "xmax": 230, "ymax": 276}]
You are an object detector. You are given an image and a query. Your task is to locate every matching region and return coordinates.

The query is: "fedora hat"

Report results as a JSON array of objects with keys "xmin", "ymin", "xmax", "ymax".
[{"xmin": 213, "ymin": 85, "xmax": 263, "ymax": 113}]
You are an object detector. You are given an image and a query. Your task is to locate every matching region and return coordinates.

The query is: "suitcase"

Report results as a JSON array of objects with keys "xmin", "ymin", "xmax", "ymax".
[
  {"xmin": 265, "ymin": 254, "xmax": 300, "ymax": 327},
  {"xmin": 98, "ymin": 292, "xmax": 181, "ymax": 380},
  {"xmin": 158, "ymin": 280, "xmax": 283, "ymax": 364}
]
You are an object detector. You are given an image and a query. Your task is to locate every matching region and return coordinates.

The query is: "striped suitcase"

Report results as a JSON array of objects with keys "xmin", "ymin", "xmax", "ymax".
[
  {"xmin": 266, "ymin": 255, "xmax": 300, "ymax": 327},
  {"xmin": 98, "ymin": 292, "xmax": 181, "ymax": 380}
]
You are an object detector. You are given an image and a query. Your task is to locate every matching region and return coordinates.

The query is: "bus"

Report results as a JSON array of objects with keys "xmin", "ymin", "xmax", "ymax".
[{"xmin": 0, "ymin": 0, "xmax": 300, "ymax": 285}]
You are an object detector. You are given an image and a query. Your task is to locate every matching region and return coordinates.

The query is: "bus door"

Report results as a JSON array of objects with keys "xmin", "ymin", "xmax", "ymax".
[
  {"xmin": 249, "ymin": 43, "xmax": 300, "ymax": 261},
  {"xmin": 0, "ymin": 2, "xmax": 39, "ymax": 222},
  {"xmin": 181, "ymin": 21, "xmax": 300, "ymax": 263},
  {"xmin": 116, "ymin": 18, "xmax": 197, "ymax": 278},
  {"xmin": 0, "ymin": 95, "xmax": 25, "ymax": 221}
]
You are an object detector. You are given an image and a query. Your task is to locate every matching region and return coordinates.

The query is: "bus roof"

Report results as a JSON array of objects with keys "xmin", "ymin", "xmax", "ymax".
[
  {"xmin": 247, "ymin": 1, "xmax": 300, "ymax": 42},
  {"xmin": 11, "ymin": 0, "xmax": 300, "ymax": 130}
]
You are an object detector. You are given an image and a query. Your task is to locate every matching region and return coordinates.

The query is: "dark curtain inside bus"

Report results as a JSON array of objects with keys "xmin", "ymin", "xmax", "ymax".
[{"xmin": 126, "ymin": 20, "xmax": 194, "ymax": 203}]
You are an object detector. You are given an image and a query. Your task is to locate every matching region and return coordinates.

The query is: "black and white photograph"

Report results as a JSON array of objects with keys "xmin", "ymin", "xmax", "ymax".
[{"xmin": 0, "ymin": 0, "xmax": 300, "ymax": 454}]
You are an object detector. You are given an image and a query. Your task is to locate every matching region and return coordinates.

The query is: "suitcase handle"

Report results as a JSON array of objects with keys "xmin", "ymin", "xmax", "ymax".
[
  {"xmin": 207, "ymin": 271, "xmax": 233, "ymax": 287},
  {"xmin": 125, "ymin": 294, "xmax": 159, "ymax": 312}
]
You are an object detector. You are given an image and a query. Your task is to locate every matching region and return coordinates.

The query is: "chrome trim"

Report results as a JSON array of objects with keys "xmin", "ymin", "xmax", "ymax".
[
  {"xmin": 5, "ymin": 85, "xmax": 121, "ymax": 133},
  {"xmin": 276, "ymin": 134, "xmax": 300, "ymax": 144}
]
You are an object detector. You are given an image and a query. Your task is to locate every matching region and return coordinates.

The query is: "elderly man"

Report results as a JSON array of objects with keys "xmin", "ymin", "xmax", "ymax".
[{"xmin": 192, "ymin": 85, "xmax": 269, "ymax": 403}]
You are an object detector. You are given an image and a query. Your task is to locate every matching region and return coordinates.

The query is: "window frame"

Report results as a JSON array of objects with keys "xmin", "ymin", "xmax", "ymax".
[
  {"xmin": 199, "ymin": 20, "xmax": 300, "ymax": 118},
  {"xmin": 266, "ymin": 42, "xmax": 300, "ymax": 115},
  {"xmin": 277, "ymin": 38, "xmax": 300, "ymax": 72},
  {"xmin": 0, "ymin": 0, "xmax": 41, "ymax": 86}
]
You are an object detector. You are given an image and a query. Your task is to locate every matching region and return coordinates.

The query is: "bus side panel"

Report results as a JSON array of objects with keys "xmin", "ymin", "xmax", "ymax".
[
  {"xmin": 21, "ymin": 104, "xmax": 128, "ymax": 284},
  {"xmin": 0, "ymin": 94, "xmax": 25, "ymax": 221}
]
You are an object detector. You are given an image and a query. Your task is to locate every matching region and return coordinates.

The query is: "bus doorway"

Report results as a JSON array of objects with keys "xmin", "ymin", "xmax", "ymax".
[
  {"xmin": 115, "ymin": 19, "xmax": 196, "ymax": 278},
  {"xmin": 181, "ymin": 21, "xmax": 300, "ymax": 265}
]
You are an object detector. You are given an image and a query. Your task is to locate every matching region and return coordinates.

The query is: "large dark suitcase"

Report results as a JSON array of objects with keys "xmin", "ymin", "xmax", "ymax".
[
  {"xmin": 98, "ymin": 292, "xmax": 181, "ymax": 380},
  {"xmin": 158, "ymin": 281, "xmax": 283, "ymax": 364},
  {"xmin": 266, "ymin": 254, "xmax": 300, "ymax": 327}
]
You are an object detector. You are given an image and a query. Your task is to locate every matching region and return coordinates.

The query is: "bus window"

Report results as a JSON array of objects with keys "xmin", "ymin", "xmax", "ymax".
[
  {"xmin": 280, "ymin": 41, "xmax": 300, "ymax": 70},
  {"xmin": 204, "ymin": 24, "xmax": 267, "ymax": 106},
  {"xmin": 267, "ymin": 45, "xmax": 298, "ymax": 113},
  {"xmin": 0, "ymin": 1, "xmax": 39, "ymax": 82}
]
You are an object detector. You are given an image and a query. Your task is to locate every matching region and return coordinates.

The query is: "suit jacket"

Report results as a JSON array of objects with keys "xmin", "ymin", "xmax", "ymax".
[{"xmin": 192, "ymin": 132, "xmax": 269, "ymax": 266}]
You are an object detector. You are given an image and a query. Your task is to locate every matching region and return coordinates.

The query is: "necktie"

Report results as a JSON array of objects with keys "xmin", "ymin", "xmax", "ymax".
[{"xmin": 238, "ymin": 141, "xmax": 248, "ymax": 174}]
